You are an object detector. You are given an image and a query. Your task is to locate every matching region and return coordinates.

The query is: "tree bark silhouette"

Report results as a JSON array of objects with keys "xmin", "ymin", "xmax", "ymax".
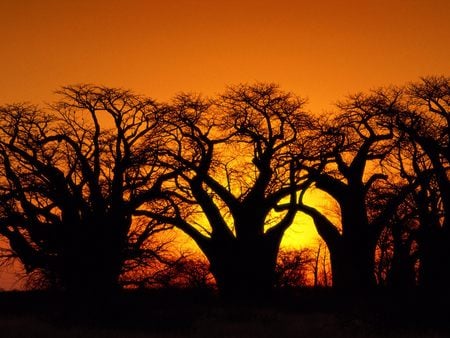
[
  {"xmin": 395, "ymin": 76, "xmax": 450, "ymax": 293},
  {"xmin": 292, "ymin": 88, "xmax": 412, "ymax": 290},
  {"xmin": 145, "ymin": 84, "xmax": 311, "ymax": 297},
  {"xmin": 0, "ymin": 87, "xmax": 174, "ymax": 298}
]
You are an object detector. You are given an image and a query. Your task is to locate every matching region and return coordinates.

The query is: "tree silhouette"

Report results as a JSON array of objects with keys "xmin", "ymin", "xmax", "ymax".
[
  {"xmin": 394, "ymin": 76, "xmax": 450, "ymax": 292},
  {"xmin": 140, "ymin": 83, "xmax": 312, "ymax": 296},
  {"xmin": 122, "ymin": 251, "xmax": 215, "ymax": 290},
  {"xmin": 292, "ymin": 87, "xmax": 415, "ymax": 290},
  {"xmin": 381, "ymin": 200, "xmax": 418, "ymax": 290},
  {"xmin": 0, "ymin": 86, "xmax": 175, "ymax": 297},
  {"xmin": 310, "ymin": 240, "xmax": 332, "ymax": 287},
  {"xmin": 0, "ymin": 76, "xmax": 447, "ymax": 298},
  {"xmin": 274, "ymin": 248, "xmax": 314, "ymax": 288}
]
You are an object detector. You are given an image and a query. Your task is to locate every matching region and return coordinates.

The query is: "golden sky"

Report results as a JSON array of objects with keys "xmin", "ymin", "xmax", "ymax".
[
  {"xmin": 0, "ymin": 0, "xmax": 449, "ymax": 288},
  {"xmin": 1, "ymin": 0, "xmax": 449, "ymax": 113}
]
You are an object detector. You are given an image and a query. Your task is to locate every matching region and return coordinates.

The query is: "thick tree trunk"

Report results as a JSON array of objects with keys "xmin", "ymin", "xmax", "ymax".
[
  {"xmin": 62, "ymin": 219, "xmax": 126, "ymax": 300},
  {"xmin": 387, "ymin": 221, "xmax": 416, "ymax": 290},
  {"xmin": 207, "ymin": 237, "xmax": 280, "ymax": 298},
  {"xmin": 329, "ymin": 237, "xmax": 377, "ymax": 291},
  {"xmin": 418, "ymin": 227, "xmax": 450, "ymax": 293},
  {"xmin": 327, "ymin": 198, "xmax": 378, "ymax": 291},
  {"xmin": 415, "ymin": 186, "xmax": 450, "ymax": 294},
  {"xmin": 63, "ymin": 242, "xmax": 122, "ymax": 296},
  {"xmin": 387, "ymin": 251, "xmax": 416, "ymax": 290}
]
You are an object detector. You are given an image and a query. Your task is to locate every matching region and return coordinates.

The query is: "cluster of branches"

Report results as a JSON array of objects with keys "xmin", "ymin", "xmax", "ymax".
[
  {"xmin": 294, "ymin": 75, "xmax": 449, "ymax": 292},
  {"xmin": 0, "ymin": 76, "xmax": 448, "ymax": 300}
]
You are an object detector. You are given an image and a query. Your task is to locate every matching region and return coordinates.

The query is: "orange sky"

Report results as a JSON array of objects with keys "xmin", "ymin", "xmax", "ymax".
[
  {"xmin": 0, "ymin": 0, "xmax": 449, "ymax": 289},
  {"xmin": 1, "ymin": 0, "xmax": 449, "ymax": 113}
]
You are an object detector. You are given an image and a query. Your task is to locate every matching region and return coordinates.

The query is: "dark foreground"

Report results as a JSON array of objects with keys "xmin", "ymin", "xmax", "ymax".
[{"xmin": 0, "ymin": 289, "xmax": 448, "ymax": 338}]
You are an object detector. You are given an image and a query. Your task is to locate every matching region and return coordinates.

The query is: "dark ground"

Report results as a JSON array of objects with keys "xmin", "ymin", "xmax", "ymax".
[{"xmin": 0, "ymin": 288, "xmax": 448, "ymax": 337}]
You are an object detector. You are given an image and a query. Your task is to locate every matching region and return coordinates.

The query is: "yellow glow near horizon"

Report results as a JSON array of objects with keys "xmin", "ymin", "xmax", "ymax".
[
  {"xmin": 166, "ymin": 188, "xmax": 340, "ymax": 257},
  {"xmin": 282, "ymin": 189, "xmax": 340, "ymax": 249}
]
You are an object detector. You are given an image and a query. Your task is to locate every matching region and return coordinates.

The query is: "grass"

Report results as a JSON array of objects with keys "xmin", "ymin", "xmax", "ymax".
[{"xmin": 0, "ymin": 289, "xmax": 448, "ymax": 337}]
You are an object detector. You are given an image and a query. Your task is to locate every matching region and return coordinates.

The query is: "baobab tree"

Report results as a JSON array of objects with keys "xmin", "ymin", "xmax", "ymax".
[
  {"xmin": 291, "ymin": 87, "xmax": 413, "ymax": 290},
  {"xmin": 394, "ymin": 76, "xmax": 450, "ymax": 291},
  {"xmin": 0, "ymin": 86, "xmax": 175, "ymax": 296},
  {"xmin": 140, "ymin": 83, "xmax": 313, "ymax": 296}
]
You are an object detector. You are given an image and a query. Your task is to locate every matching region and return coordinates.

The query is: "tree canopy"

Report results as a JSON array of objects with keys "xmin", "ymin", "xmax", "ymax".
[{"xmin": 0, "ymin": 76, "xmax": 448, "ymax": 298}]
